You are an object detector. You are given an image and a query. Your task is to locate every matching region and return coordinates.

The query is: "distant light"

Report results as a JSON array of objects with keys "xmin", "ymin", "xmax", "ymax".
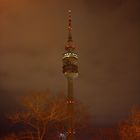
[{"xmin": 59, "ymin": 133, "xmax": 66, "ymax": 140}]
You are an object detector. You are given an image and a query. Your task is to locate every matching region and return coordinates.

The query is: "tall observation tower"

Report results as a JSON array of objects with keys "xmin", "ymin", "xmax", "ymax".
[{"xmin": 62, "ymin": 10, "xmax": 78, "ymax": 140}]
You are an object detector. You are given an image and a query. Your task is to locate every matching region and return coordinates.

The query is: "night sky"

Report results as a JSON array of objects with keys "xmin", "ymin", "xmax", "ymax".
[{"xmin": 0, "ymin": 0, "xmax": 140, "ymax": 130}]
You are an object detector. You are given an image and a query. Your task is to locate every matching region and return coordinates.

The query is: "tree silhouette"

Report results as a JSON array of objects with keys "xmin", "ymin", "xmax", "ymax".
[
  {"xmin": 7, "ymin": 91, "xmax": 90, "ymax": 140},
  {"xmin": 8, "ymin": 91, "xmax": 68, "ymax": 140},
  {"xmin": 119, "ymin": 106, "xmax": 140, "ymax": 140}
]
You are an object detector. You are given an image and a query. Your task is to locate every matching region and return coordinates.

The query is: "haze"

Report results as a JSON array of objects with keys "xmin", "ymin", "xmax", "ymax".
[{"xmin": 0, "ymin": 0, "xmax": 140, "ymax": 127}]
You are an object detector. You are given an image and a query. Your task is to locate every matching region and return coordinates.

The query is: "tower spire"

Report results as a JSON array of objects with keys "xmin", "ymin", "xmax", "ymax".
[
  {"xmin": 68, "ymin": 10, "xmax": 72, "ymax": 42},
  {"xmin": 66, "ymin": 10, "xmax": 75, "ymax": 51}
]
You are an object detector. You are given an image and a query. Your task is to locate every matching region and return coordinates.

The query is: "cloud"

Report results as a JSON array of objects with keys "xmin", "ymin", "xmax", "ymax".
[{"xmin": 0, "ymin": 0, "xmax": 140, "ymax": 125}]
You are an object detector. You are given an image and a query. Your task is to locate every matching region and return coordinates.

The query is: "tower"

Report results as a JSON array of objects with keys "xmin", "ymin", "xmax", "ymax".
[{"xmin": 62, "ymin": 10, "xmax": 78, "ymax": 140}]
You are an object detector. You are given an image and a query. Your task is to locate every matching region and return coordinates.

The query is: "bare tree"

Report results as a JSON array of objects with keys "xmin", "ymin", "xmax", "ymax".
[
  {"xmin": 119, "ymin": 106, "xmax": 140, "ymax": 140},
  {"xmin": 8, "ymin": 91, "xmax": 68, "ymax": 140},
  {"xmin": 8, "ymin": 91, "xmax": 90, "ymax": 140}
]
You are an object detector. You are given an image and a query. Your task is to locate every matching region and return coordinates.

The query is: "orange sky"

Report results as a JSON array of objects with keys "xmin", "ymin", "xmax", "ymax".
[{"xmin": 0, "ymin": 0, "xmax": 140, "ymax": 127}]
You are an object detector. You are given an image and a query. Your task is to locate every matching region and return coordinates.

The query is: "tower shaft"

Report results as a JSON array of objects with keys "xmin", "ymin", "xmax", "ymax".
[{"xmin": 67, "ymin": 78, "xmax": 75, "ymax": 140}]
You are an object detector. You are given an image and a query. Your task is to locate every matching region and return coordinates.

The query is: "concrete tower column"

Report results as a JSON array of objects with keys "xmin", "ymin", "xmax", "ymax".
[
  {"xmin": 62, "ymin": 10, "xmax": 78, "ymax": 140},
  {"xmin": 67, "ymin": 78, "xmax": 75, "ymax": 140}
]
